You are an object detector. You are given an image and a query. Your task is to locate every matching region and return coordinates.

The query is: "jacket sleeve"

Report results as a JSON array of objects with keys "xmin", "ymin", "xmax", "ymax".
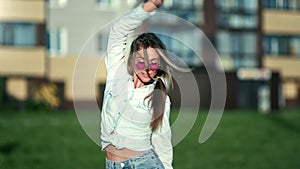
[
  {"xmin": 105, "ymin": 4, "xmax": 154, "ymax": 76},
  {"xmin": 151, "ymin": 96, "xmax": 173, "ymax": 169}
]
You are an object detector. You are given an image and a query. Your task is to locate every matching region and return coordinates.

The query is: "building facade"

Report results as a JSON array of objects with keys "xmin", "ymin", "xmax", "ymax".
[
  {"xmin": 0, "ymin": 0, "xmax": 46, "ymax": 109},
  {"xmin": 0, "ymin": 0, "xmax": 135, "ymax": 109},
  {"xmin": 262, "ymin": 0, "xmax": 300, "ymax": 106},
  {"xmin": 1, "ymin": 0, "xmax": 300, "ymax": 110},
  {"xmin": 46, "ymin": 0, "xmax": 134, "ymax": 105},
  {"xmin": 159, "ymin": 0, "xmax": 300, "ymax": 109}
]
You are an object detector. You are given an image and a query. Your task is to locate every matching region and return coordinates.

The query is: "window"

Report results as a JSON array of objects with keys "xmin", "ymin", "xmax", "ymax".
[
  {"xmin": 47, "ymin": 0, "xmax": 68, "ymax": 8},
  {"xmin": 0, "ymin": 24, "xmax": 4, "ymax": 44},
  {"xmin": 0, "ymin": 23, "xmax": 37, "ymax": 47},
  {"xmin": 244, "ymin": 0, "xmax": 259, "ymax": 12},
  {"xmin": 0, "ymin": 23, "xmax": 12, "ymax": 45},
  {"xmin": 98, "ymin": 32, "xmax": 109, "ymax": 55},
  {"xmin": 264, "ymin": 0, "xmax": 300, "ymax": 11},
  {"xmin": 288, "ymin": 0, "xmax": 300, "ymax": 10},
  {"xmin": 159, "ymin": 0, "xmax": 204, "ymax": 24},
  {"xmin": 216, "ymin": 0, "xmax": 258, "ymax": 29},
  {"xmin": 156, "ymin": 30, "xmax": 201, "ymax": 67},
  {"xmin": 97, "ymin": 0, "xmax": 111, "ymax": 7},
  {"xmin": 241, "ymin": 33, "xmax": 257, "ymax": 54},
  {"xmin": 173, "ymin": 0, "xmax": 195, "ymax": 9},
  {"xmin": 126, "ymin": 0, "xmax": 136, "ymax": 7},
  {"xmin": 14, "ymin": 24, "xmax": 36, "ymax": 46},
  {"xmin": 291, "ymin": 37, "xmax": 300, "ymax": 56},
  {"xmin": 216, "ymin": 0, "xmax": 258, "ymax": 12},
  {"xmin": 47, "ymin": 28, "xmax": 68, "ymax": 56},
  {"xmin": 264, "ymin": 35, "xmax": 300, "ymax": 56},
  {"xmin": 164, "ymin": 0, "xmax": 174, "ymax": 9},
  {"xmin": 97, "ymin": 0, "xmax": 120, "ymax": 9},
  {"xmin": 217, "ymin": 31, "xmax": 258, "ymax": 69},
  {"xmin": 217, "ymin": 31, "xmax": 232, "ymax": 54},
  {"xmin": 215, "ymin": 0, "xmax": 259, "ymax": 70}
]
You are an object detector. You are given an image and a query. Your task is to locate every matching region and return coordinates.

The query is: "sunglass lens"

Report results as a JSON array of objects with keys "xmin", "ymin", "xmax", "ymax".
[
  {"xmin": 150, "ymin": 63, "xmax": 160, "ymax": 71},
  {"xmin": 136, "ymin": 62, "xmax": 145, "ymax": 70}
]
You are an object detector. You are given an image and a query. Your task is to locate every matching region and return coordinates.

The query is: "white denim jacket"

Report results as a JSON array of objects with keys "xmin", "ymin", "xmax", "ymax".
[{"xmin": 100, "ymin": 4, "xmax": 173, "ymax": 169}]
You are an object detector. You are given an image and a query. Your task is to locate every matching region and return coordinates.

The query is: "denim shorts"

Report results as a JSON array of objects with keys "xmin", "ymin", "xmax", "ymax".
[{"xmin": 106, "ymin": 149, "xmax": 165, "ymax": 169}]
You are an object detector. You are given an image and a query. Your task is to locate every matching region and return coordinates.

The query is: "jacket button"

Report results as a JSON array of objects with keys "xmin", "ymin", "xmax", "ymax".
[{"xmin": 120, "ymin": 162, "xmax": 125, "ymax": 168}]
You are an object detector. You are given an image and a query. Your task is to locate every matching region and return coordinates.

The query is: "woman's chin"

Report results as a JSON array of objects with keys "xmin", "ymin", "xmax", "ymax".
[
  {"xmin": 142, "ymin": 78, "xmax": 152, "ymax": 83},
  {"xmin": 140, "ymin": 77, "xmax": 152, "ymax": 84},
  {"xmin": 136, "ymin": 73, "xmax": 155, "ymax": 84}
]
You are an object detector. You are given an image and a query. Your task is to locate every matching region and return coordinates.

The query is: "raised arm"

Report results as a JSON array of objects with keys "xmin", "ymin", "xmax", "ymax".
[{"xmin": 105, "ymin": 1, "xmax": 163, "ymax": 74}]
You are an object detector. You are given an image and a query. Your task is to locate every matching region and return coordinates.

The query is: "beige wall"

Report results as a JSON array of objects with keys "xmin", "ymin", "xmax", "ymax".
[
  {"xmin": 0, "ymin": 0, "xmax": 45, "ymax": 23},
  {"xmin": 263, "ymin": 56, "xmax": 300, "ymax": 100},
  {"xmin": 49, "ymin": 56, "xmax": 106, "ymax": 101},
  {"xmin": 263, "ymin": 10, "xmax": 300, "ymax": 34},
  {"xmin": 0, "ymin": 0, "xmax": 46, "ymax": 102},
  {"xmin": 283, "ymin": 81, "xmax": 298, "ymax": 99},
  {"xmin": 263, "ymin": 10, "xmax": 300, "ymax": 102},
  {"xmin": 263, "ymin": 56, "xmax": 300, "ymax": 79},
  {"xmin": 0, "ymin": 47, "xmax": 46, "ymax": 77},
  {"xmin": 1, "ymin": 53, "xmax": 107, "ymax": 101},
  {"xmin": 6, "ymin": 78, "xmax": 28, "ymax": 101}
]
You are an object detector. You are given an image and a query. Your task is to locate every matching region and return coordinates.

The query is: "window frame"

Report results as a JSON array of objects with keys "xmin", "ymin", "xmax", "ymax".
[{"xmin": 0, "ymin": 22, "xmax": 39, "ymax": 47}]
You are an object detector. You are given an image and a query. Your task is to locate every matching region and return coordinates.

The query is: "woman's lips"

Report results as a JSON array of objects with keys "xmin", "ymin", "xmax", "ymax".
[{"xmin": 142, "ymin": 73, "xmax": 150, "ymax": 78}]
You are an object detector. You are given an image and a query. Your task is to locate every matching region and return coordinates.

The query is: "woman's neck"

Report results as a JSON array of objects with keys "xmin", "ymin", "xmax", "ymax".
[{"xmin": 133, "ymin": 75, "xmax": 145, "ymax": 89}]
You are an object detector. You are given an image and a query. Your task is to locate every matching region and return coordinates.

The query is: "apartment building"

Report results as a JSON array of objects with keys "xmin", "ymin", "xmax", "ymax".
[
  {"xmin": 0, "ymin": 0, "xmax": 46, "ymax": 108},
  {"xmin": 262, "ymin": 0, "xmax": 300, "ymax": 106},
  {"xmin": 1, "ymin": 0, "xmax": 299, "ymax": 110},
  {"xmin": 160, "ymin": 0, "xmax": 300, "ymax": 109},
  {"xmin": 46, "ymin": 0, "xmax": 133, "ymax": 106},
  {"xmin": 0, "ymin": 0, "xmax": 135, "ymax": 109}
]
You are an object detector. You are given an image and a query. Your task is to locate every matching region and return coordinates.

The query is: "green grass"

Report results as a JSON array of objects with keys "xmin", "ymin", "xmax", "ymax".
[{"xmin": 0, "ymin": 109, "xmax": 300, "ymax": 169}]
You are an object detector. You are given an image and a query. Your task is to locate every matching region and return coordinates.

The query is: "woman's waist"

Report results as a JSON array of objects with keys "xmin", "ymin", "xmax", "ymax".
[{"xmin": 105, "ymin": 144, "xmax": 146, "ymax": 162}]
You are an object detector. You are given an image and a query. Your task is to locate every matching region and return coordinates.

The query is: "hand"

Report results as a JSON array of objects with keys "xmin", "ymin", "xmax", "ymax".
[
  {"xmin": 150, "ymin": 0, "xmax": 163, "ymax": 8},
  {"xmin": 143, "ymin": 0, "xmax": 163, "ymax": 12}
]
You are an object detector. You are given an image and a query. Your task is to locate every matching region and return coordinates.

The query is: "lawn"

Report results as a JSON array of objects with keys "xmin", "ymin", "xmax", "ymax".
[{"xmin": 0, "ymin": 109, "xmax": 299, "ymax": 169}]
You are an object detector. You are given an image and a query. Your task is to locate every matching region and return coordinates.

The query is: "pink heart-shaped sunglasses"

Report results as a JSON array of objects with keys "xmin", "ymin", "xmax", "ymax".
[{"xmin": 136, "ymin": 62, "xmax": 160, "ymax": 71}]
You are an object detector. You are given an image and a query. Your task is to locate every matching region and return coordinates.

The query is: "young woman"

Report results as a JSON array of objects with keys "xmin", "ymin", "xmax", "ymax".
[{"xmin": 101, "ymin": 1, "xmax": 185, "ymax": 168}]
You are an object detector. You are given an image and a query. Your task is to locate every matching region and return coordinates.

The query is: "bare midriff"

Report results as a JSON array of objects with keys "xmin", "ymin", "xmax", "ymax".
[{"xmin": 105, "ymin": 144, "xmax": 145, "ymax": 162}]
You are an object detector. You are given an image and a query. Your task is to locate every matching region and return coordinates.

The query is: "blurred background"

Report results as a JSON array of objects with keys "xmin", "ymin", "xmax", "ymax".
[
  {"xmin": 0, "ymin": 0, "xmax": 300, "ymax": 169},
  {"xmin": 1, "ymin": 0, "xmax": 300, "ymax": 111}
]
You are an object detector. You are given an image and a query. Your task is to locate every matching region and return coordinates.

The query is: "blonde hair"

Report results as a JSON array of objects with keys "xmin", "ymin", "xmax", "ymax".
[{"xmin": 127, "ymin": 33, "xmax": 188, "ymax": 131}]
